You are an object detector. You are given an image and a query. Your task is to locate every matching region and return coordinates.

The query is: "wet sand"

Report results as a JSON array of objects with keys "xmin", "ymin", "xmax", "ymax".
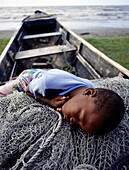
[
  {"xmin": 0, "ymin": 30, "xmax": 15, "ymax": 39},
  {"xmin": 73, "ymin": 27, "xmax": 129, "ymax": 38},
  {"xmin": 0, "ymin": 27, "xmax": 129, "ymax": 39}
]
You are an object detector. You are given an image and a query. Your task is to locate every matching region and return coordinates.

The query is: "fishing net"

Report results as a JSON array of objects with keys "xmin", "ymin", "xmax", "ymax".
[{"xmin": 0, "ymin": 77, "xmax": 129, "ymax": 170}]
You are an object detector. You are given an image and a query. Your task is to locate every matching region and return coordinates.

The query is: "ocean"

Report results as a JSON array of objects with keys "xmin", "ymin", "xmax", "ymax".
[{"xmin": 0, "ymin": 5, "xmax": 129, "ymax": 31}]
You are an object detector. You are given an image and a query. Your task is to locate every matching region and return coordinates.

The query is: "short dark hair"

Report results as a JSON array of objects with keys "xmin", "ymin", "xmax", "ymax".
[{"xmin": 94, "ymin": 88, "xmax": 125, "ymax": 135}]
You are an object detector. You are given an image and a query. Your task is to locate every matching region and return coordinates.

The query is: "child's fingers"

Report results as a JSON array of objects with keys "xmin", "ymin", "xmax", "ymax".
[
  {"xmin": 57, "ymin": 96, "xmax": 69, "ymax": 101},
  {"xmin": 53, "ymin": 96, "xmax": 69, "ymax": 108},
  {"xmin": 57, "ymin": 100, "xmax": 65, "ymax": 106},
  {"xmin": 63, "ymin": 96, "xmax": 69, "ymax": 100},
  {"xmin": 58, "ymin": 96, "xmax": 69, "ymax": 105},
  {"xmin": 56, "ymin": 108, "xmax": 62, "ymax": 112}
]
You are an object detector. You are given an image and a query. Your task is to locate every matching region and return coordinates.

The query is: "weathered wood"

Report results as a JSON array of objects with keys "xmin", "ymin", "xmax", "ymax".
[
  {"xmin": 9, "ymin": 61, "xmax": 17, "ymax": 80},
  {"xmin": 80, "ymin": 45, "xmax": 119, "ymax": 77},
  {"xmin": 23, "ymin": 32, "xmax": 62, "ymax": 40},
  {"xmin": 76, "ymin": 53, "xmax": 101, "ymax": 79},
  {"xmin": 15, "ymin": 43, "xmax": 76, "ymax": 60},
  {"xmin": 52, "ymin": 51, "xmax": 75, "ymax": 69},
  {"xmin": 57, "ymin": 20, "xmax": 129, "ymax": 78},
  {"xmin": 59, "ymin": 28, "xmax": 67, "ymax": 42},
  {"xmin": 17, "ymin": 31, "xmax": 23, "ymax": 46},
  {"xmin": 0, "ymin": 28, "xmax": 22, "ymax": 82},
  {"xmin": 32, "ymin": 62, "xmax": 52, "ymax": 69},
  {"xmin": 25, "ymin": 14, "xmax": 55, "ymax": 21},
  {"xmin": 1, "ymin": 12, "xmax": 129, "ymax": 82},
  {"xmin": 75, "ymin": 59, "xmax": 94, "ymax": 79}
]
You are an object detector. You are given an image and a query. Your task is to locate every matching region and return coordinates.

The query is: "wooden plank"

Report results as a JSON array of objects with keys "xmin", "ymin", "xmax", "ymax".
[
  {"xmin": 32, "ymin": 63, "xmax": 48, "ymax": 66},
  {"xmin": 25, "ymin": 14, "xmax": 55, "ymax": 21},
  {"xmin": 9, "ymin": 61, "xmax": 17, "ymax": 80},
  {"xmin": 76, "ymin": 53, "xmax": 101, "ymax": 79},
  {"xmin": 80, "ymin": 45, "xmax": 118, "ymax": 77},
  {"xmin": 32, "ymin": 63, "xmax": 52, "ymax": 69},
  {"xmin": 15, "ymin": 43, "xmax": 76, "ymax": 60},
  {"xmin": 0, "ymin": 28, "xmax": 22, "ymax": 82},
  {"xmin": 23, "ymin": 32, "xmax": 61, "ymax": 40},
  {"xmin": 59, "ymin": 28, "xmax": 67, "ymax": 41},
  {"xmin": 57, "ymin": 20, "xmax": 129, "ymax": 78},
  {"xmin": 17, "ymin": 31, "xmax": 23, "ymax": 44}
]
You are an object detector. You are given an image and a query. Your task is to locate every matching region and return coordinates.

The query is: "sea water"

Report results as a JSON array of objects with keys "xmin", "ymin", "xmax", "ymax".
[{"xmin": 0, "ymin": 5, "xmax": 129, "ymax": 31}]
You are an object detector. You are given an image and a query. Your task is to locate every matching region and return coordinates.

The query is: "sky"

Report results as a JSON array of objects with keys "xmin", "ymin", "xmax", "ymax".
[{"xmin": 0, "ymin": 0, "xmax": 129, "ymax": 7}]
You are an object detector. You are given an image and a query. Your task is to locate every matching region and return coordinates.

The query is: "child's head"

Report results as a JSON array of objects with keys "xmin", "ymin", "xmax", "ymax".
[{"xmin": 62, "ymin": 88, "xmax": 125, "ymax": 135}]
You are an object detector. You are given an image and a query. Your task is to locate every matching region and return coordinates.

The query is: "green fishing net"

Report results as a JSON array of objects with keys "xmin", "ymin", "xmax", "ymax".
[{"xmin": 0, "ymin": 77, "xmax": 129, "ymax": 170}]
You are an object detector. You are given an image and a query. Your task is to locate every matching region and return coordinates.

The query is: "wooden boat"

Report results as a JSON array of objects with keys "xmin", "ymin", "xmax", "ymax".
[{"xmin": 0, "ymin": 11, "xmax": 129, "ymax": 83}]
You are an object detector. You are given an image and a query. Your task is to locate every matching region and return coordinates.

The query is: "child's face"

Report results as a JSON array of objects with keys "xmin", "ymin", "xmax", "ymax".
[{"xmin": 62, "ymin": 93, "xmax": 101, "ymax": 134}]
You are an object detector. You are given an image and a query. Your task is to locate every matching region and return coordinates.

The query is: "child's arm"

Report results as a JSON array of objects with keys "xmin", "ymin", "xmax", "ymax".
[{"xmin": 25, "ymin": 84, "xmax": 69, "ymax": 109}]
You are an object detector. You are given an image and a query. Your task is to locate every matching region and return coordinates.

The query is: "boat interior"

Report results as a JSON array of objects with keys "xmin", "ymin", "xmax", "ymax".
[{"xmin": 0, "ymin": 12, "xmax": 129, "ymax": 83}]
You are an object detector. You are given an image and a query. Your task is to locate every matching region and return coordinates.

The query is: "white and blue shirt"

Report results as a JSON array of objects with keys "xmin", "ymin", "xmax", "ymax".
[{"xmin": 29, "ymin": 69, "xmax": 96, "ymax": 98}]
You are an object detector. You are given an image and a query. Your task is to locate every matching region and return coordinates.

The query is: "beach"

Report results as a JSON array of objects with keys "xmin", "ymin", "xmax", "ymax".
[
  {"xmin": 1, "ymin": 27, "xmax": 129, "ymax": 39},
  {"xmin": 0, "ymin": 30, "xmax": 15, "ymax": 39},
  {"xmin": 73, "ymin": 27, "xmax": 129, "ymax": 38},
  {"xmin": 0, "ymin": 6, "xmax": 129, "ymax": 39},
  {"xmin": 0, "ymin": 5, "xmax": 129, "ymax": 39}
]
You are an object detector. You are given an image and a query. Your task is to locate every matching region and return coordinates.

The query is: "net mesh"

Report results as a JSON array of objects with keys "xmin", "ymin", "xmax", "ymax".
[{"xmin": 0, "ymin": 77, "xmax": 129, "ymax": 170}]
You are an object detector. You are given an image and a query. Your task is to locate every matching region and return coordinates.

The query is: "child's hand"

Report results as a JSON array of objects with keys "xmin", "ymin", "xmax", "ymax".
[
  {"xmin": 25, "ymin": 91, "xmax": 69, "ymax": 109},
  {"xmin": 51, "ymin": 96, "xmax": 69, "ymax": 109},
  {"xmin": 56, "ymin": 108, "xmax": 62, "ymax": 112}
]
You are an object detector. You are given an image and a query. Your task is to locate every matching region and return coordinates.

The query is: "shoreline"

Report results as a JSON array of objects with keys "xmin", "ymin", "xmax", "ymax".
[
  {"xmin": 0, "ymin": 27, "xmax": 129, "ymax": 39},
  {"xmin": 0, "ymin": 30, "xmax": 16, "ymax": 39},
  {"xmin": 73, "ymin": 27, "xmax": 129, "ymax": 38}
]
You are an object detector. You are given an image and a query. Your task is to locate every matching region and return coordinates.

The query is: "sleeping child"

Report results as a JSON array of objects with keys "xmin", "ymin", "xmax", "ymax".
[{"xmin": 0, "ymin": 69, "xmax": 125, "ymax": 135}]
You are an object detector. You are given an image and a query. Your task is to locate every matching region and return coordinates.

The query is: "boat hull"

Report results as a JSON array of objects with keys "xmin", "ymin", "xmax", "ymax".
[{"xmin": 0, "ymin": 11, "xmax": 129, "ymax": 82}]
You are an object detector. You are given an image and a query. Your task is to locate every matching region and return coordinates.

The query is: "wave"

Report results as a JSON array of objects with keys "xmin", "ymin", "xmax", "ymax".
[{"xmin": 0, "ymin": 6, "xmax": 129, "ymax": 30}]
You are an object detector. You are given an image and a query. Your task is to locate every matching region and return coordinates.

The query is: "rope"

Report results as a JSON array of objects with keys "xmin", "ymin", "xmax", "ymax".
[{"xmin": 22, "ymin": 107, "xmax": 62, "ymax": 169}]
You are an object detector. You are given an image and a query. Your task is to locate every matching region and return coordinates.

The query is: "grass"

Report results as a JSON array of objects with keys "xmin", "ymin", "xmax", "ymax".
[
  {"xmin": 0, "ymin": 38, "xmax": 10, "ymax": 55},
  {"xmin": 84, "ymin": 37, "xmax": 129, "ymax": 69}
]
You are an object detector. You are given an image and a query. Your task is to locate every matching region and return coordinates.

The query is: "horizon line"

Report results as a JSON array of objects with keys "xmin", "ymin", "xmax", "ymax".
[{"xmin": 0, "ymin": 4, "xmax": 129, "ymax": 7}]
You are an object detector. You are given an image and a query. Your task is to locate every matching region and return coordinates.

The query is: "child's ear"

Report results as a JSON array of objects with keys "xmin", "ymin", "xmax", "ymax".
[{"xmin": 83, "ymin": 88, "xmax": 96, "ymax": 97}]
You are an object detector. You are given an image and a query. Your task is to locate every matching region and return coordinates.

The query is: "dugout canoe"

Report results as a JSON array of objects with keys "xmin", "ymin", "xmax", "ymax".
[{"xmin": 0, "ymin": 11, "xmax": 129, "ymax": 83}]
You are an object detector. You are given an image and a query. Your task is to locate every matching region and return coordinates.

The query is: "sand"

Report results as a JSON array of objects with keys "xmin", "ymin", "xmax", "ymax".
[
  {"xmin": 0, "ymin": 30, "xmax": 15, "ymax": 39},
  {"xmin": 0, "ymin": 27, "xmax": 129, "ymax": 39},
  {"xmin": 73, "ymin": 27, "xmax": 129, "ymax": 38}
]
